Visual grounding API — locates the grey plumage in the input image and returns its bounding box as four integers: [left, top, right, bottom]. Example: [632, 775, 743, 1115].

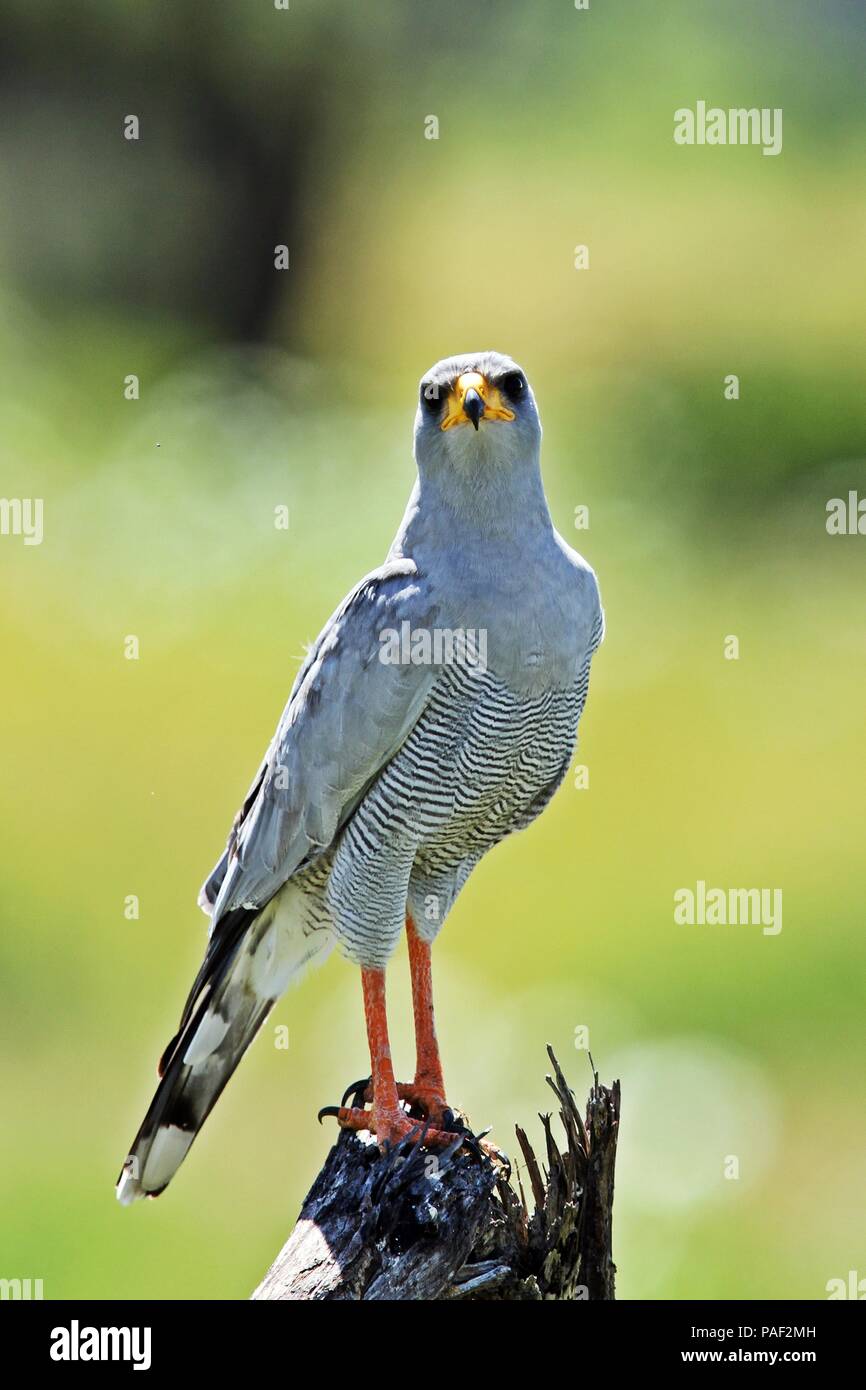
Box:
[117, 351, 603, 1203]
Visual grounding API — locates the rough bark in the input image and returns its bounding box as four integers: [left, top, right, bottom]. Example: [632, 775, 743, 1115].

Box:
[252, 1047, 620, 1301]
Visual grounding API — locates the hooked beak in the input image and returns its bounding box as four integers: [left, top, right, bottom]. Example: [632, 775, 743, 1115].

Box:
[440, 371, 516, 432]
[463, 388, 484, 430]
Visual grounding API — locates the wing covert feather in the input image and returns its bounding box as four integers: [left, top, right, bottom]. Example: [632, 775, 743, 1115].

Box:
[205, 559, 439, 922]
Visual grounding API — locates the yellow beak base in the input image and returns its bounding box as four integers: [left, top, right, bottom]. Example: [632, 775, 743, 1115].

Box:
[440, 372, 516, 431]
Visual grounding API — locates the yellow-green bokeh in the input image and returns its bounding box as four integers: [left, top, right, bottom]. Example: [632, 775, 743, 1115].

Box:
[1, 0, 864, 1300]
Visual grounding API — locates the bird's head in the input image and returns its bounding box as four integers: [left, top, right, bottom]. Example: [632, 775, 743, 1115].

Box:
[413, 352, 542, 487]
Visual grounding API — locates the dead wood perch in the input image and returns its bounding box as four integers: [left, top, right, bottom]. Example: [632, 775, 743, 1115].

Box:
[252, 1047, 620, 1301]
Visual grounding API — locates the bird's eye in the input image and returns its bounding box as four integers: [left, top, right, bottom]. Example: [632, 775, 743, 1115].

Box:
[421, 381, 444, 411]
[501, 372, 526, 402]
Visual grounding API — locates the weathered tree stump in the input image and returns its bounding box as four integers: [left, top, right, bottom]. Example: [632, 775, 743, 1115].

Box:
[252, 1047, 620, 1301]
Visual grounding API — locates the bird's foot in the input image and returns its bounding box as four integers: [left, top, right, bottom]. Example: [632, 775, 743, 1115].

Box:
[396, 1082, 454, 1129]
[337, 1075, 455, 1128]
[320, 1100, 462, 1150]
[319, 1078, 510, 1172]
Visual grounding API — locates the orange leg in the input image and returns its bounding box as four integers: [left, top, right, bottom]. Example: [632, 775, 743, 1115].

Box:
[332, 965, 458, 1148]
[405, 914, 449, 1122]
[343, 916, 449, 1119]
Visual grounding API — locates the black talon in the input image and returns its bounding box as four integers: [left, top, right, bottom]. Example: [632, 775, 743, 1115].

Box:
[317, 1104, 341, 1124]
[340, 1076, 371, 1108]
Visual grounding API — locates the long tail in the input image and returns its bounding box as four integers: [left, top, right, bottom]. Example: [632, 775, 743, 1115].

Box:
[116, 894, 331, 1204]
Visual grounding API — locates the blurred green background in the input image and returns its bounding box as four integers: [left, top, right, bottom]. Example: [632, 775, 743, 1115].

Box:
[1, 0, 864, 1300]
